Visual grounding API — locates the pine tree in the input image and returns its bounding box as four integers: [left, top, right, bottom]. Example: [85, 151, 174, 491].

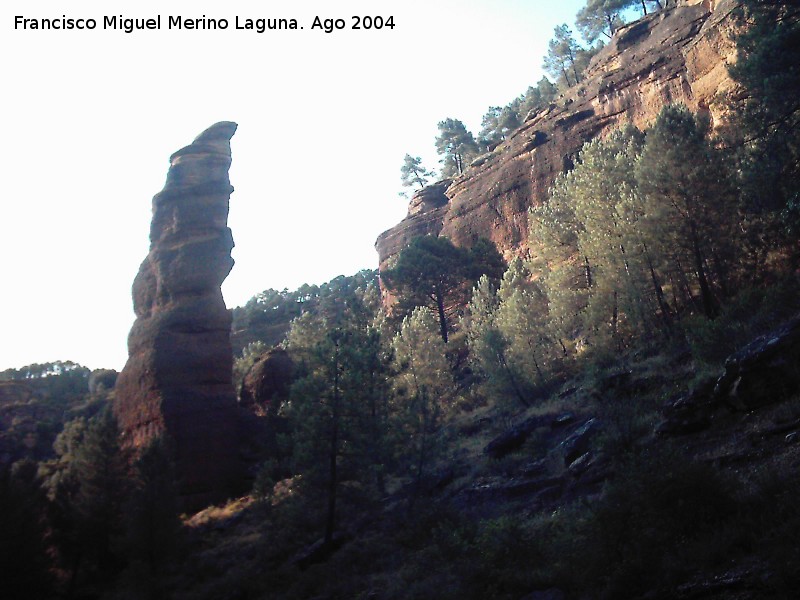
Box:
[0, 460, 54, 599]
[561, 126, 658, 348]
[465, 261, 557, 409]
[636, 105, 738, 319]
[400, 154, 436, 190]
[382, 236, 505, 343]
[464, 275, 523, 406]
[495, 258, 558, 388]
[576, 0, 628, 43]
[42, 410, 128, 593]
[478, 105, 522, 151]
[71, 408, 128, 573]
[122, 435, 180, 595]
[543, 25, 584, 87]
[435, 118, 480, 177]
[285, 284, 390, 545]
[529, 183, 590, 355]
[391, 308, 452, 503]
[726, 0, 800, 248]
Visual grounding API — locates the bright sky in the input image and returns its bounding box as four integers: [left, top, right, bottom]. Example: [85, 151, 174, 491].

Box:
[1, 0, 589, 371]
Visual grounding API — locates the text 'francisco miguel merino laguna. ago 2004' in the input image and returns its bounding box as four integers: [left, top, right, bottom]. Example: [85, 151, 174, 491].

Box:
[14, 14, 398, 34]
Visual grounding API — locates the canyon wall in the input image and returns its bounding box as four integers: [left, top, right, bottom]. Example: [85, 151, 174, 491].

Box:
[376, 0, 740, 269]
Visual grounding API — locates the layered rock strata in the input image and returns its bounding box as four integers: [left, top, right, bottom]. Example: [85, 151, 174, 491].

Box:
[115, 122, 240, 509]
[376, 0, 740, 266]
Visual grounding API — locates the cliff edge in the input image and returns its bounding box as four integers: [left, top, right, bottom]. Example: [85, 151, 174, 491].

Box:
[376, 0, 740, 268]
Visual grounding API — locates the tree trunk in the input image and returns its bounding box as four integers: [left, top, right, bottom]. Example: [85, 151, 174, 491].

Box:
[368, 370, 386, 496]
[675, 256, 700, 312]
[710, 246, 730, 299]
[496, 348, 529, 407]
[435, 286, 449, 343]
[584, 255, 593, 288]
[605, 14, 616, 36]
[690, 225, 718, 319]
[325, 342, 340, 546]
[411, 391, 430, 509]
[643, 242, 672, 329]
[611, 289, 620, 348]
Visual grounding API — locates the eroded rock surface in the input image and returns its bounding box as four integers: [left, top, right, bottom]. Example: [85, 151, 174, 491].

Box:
[115, 122, 241, 509]
[239, 348, 294, 416]
[376, 0, 740, 267]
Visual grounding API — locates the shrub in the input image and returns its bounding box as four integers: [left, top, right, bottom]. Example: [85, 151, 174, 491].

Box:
[686, 278, 800, 366]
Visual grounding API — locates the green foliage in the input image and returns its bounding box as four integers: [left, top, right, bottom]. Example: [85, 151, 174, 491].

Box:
[726, 0, 800, 243]
[465, 258, 562, 409]
[435, 118, 480, 177]
[285, 280, 391, 543]
[529, 185, 588, 353]
[542, 24, 585, 88]
[685, 277, 800, 367]
[121, 435, 181, 597]
[382, 236, 505, 343]
[555, 126, 656, 348]
[478, 106, 521, 151]
[478, 78, 559, 151]
[0, 359, 91, 405]
[232, 340, 268, 394]
[518, 77, 559, 117]
[0, 460, 55, 599]
[576, 0, 628, 43]
[391, 308, 453, 497]
[637, 104, 738, 319]
[231, 270, 379, 353]
[568, 451, 738, 598]
[41, 408, 129, 586]
[529, 106, 746, 363]
[400, 153, 436, 190]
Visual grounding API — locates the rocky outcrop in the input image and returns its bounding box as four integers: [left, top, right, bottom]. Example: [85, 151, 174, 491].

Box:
[714, 315, 800, 411]
[239, 348, 294, 416]
[376, 0, 740, 266]
[659, 314, 800, 435]
[115, 122, 241, 509]
[88, 369, 118, 394]
[375, 180, 451, 270]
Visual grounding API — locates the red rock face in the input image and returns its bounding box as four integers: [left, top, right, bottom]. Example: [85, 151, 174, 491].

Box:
[376, 0, 739, 268]
[115, 122, 241, 510]
[239, 348, 294, 416]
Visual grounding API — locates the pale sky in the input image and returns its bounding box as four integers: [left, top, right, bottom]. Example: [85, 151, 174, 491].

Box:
[1, 0, 588, 371]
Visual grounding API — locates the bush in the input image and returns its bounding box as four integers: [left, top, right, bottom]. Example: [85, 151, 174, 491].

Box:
[564, 449, 740, 598]
[686, 278, 800, 366]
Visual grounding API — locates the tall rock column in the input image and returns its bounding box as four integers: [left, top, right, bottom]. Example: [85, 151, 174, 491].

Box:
[115, 122, 241, 509]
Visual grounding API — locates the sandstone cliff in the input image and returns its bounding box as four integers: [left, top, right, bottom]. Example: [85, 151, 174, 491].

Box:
[376, 0, 740, 269]
[115, 122, 241, 509]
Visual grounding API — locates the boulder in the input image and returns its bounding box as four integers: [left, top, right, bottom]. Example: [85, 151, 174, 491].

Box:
[88, 369, 118, 394]
[239, 348, 294, 415]
[657, 377, 717, 436]
[714, 314, 800, 411]
[658, 315, 800, 435]
[484, 412, 580, 459]
[484, 414, 550, 459]
[561, 418, 602, 466]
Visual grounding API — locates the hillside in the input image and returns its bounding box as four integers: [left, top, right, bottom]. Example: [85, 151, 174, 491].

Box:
[4, 1, 800, 598]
